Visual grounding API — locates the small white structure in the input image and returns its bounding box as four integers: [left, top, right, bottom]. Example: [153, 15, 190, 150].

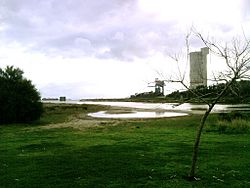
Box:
[189, 47, 209, 89]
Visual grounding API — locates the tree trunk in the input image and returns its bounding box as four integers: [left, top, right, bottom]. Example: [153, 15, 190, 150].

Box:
[189, 105, 214, 180]
[188, 80, 234, 180]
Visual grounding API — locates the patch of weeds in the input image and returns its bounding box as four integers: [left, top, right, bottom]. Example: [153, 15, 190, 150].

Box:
[218, 111, 249, 121]
[206, 119, 250, 134]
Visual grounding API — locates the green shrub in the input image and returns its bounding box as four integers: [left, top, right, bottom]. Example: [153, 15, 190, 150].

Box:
[227, 119, 249, 133]
[207, 119, 250, 134]
[0, 66, 43, 124]
[218, 111, 248, 122]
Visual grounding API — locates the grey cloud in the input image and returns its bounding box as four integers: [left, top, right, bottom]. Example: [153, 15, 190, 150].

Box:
[0, 0, 192, 60]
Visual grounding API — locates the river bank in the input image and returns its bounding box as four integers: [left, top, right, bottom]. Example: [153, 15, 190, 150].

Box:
[1, 103, 250, 187]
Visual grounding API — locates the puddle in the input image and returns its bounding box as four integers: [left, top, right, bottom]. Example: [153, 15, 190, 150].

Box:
[88, 111, 188, 119]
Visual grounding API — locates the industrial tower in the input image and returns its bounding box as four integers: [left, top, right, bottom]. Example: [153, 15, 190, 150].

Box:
[189, 47, 209, 89]
[148, 78, 165, 95]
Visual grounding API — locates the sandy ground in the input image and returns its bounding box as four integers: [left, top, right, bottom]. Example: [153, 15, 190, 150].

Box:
[41, 119, 119, 130]
[40, 106, 135, 130]
[38, 105, 183, 131]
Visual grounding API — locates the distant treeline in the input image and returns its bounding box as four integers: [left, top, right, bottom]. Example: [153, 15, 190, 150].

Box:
[130, 91, 164, 98]
[166, 80, 250, 103]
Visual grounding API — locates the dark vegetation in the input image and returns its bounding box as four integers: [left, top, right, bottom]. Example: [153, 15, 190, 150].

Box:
[130, 91, 164, 98]
[0, 66, 43, 124]
[166, 80, 250, 103]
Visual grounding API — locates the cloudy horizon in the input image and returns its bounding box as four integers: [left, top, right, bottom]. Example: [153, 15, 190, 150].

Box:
[1, 0, 250, 99]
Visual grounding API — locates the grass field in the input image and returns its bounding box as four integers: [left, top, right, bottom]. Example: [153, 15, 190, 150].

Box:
[0, 103, 250, 187]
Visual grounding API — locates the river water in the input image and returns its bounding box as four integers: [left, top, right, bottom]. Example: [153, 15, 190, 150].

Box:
[44, 100, 250, 119]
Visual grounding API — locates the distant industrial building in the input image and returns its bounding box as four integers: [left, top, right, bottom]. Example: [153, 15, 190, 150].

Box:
[59, 96, 66, 101]
[189, 47, 209, 89]
[148, 78, 165, 96]
[131, 78, 165, 98]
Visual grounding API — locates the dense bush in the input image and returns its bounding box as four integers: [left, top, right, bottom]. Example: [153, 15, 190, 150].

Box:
[0, 66, 43, 124]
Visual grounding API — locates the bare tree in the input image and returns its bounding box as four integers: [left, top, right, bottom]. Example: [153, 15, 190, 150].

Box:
[168, 31, 250, 180]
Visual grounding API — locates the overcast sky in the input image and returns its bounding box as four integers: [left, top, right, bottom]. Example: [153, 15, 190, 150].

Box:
[0, 0, 250, 99]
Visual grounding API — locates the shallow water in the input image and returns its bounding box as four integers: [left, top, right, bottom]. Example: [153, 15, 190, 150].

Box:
[82, 101, 250, 118]
[44, 100, 250, 119]
[88, 110, 188, 119]
[82, 101, 250, 112]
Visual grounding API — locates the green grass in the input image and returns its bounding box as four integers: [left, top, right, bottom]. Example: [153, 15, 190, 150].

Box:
[37, 103, 108, 124]
[0, 104, 250, 187]
[205, 112, 250, 134]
